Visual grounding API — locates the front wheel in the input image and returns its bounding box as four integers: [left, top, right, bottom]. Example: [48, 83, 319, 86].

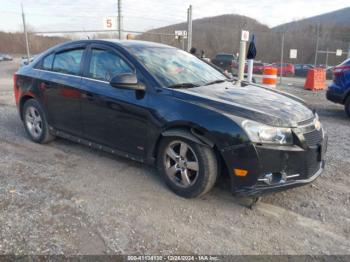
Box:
[157, 137, 218, 198]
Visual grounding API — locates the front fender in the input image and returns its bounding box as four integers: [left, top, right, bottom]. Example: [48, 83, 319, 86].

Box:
[162, 127, 214, 148]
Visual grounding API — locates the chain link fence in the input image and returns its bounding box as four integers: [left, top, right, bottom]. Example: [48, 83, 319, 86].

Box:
[9, 22, 350, 85]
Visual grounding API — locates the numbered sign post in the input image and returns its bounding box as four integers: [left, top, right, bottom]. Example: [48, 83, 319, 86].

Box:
[103, 17, 117, 30]
[175, 30, 187, 50]
[175, 30, 187, 39]
[290, 49, 297, 59]
[237, 30, 249, 83]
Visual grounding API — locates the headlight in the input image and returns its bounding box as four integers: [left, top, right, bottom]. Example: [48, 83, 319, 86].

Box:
[242, 120, 293, 145]
[314, 113, 322, 131]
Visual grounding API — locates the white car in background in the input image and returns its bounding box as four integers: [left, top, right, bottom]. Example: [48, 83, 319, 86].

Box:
[0, 53, 13, 61]
[20, 55, 38, 67]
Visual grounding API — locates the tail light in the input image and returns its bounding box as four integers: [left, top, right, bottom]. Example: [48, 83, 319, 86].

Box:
[13, 74, 20, 106]
[333, 65, 350, 76]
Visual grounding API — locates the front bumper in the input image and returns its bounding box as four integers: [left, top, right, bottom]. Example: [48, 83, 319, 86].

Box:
[221, 131, 328, 197]
[326, 84, 345, 104]
[234, 160, 325, 196]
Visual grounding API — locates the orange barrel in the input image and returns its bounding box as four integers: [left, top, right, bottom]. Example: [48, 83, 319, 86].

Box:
[126, 34, 135, 40]
[262, 67, 278, 87]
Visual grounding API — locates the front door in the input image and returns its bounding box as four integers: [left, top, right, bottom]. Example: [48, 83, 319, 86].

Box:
[80, 45, 149, 157]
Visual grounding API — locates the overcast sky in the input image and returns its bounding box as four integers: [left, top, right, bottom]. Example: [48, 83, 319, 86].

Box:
[0, 0, 349, 33]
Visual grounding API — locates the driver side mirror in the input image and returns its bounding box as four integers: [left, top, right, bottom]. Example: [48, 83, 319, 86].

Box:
[110, 73, 145, 91]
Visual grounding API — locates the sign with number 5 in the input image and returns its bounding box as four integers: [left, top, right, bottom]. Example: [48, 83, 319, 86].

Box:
[103, 17, 117, 30]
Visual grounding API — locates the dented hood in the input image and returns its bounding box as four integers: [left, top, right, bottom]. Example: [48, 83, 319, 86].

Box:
[173, 83, 314, 127]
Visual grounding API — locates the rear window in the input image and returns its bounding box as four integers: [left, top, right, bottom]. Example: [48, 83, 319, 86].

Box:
[215, 55, 234, 61]
[340, 58, 350, 66]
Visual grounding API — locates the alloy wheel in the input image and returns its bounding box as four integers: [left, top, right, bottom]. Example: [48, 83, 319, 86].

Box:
[164, 140, 199, 188]
[25, 106, 43, 139]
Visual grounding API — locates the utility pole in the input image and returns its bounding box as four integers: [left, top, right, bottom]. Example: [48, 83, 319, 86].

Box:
[314, 23, 320, 66]
[280, 32, 285, 84]
[118, 0, 122, 40]
[21, 3, 30, 62]
[187, 5, 192, 52]
[325, 48, 329, 67]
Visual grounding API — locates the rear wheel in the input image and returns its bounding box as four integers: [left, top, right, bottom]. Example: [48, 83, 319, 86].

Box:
[345, 96, 350, 118]
[22, 99, 55, 143]
[157, 137, 218, 198]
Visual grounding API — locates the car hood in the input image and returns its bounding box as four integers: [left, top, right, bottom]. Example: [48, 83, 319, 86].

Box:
[173, 83, 314, 127]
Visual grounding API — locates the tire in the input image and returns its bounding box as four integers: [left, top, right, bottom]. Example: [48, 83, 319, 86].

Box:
[345, 96, 350, 118]
[22, 99, 55, 144]
[157, 136, 218, 198]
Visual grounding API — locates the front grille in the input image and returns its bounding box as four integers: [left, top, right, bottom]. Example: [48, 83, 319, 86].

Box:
[303, 129, 322, 147]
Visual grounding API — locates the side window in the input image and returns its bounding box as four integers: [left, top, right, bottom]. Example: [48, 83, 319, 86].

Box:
[88, 48, 133, 81]
[53, 49, 84, 75]
[42, 53, 54, 70]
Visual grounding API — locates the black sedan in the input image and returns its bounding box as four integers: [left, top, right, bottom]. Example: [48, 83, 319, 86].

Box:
[14, 40, 327, 198]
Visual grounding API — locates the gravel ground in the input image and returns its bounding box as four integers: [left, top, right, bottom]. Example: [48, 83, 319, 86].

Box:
[0, 59, 349, 255]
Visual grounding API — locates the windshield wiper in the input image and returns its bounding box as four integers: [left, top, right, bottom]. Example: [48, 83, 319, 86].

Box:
[204, 79, 227, 86]
[168, 83, 199, 89]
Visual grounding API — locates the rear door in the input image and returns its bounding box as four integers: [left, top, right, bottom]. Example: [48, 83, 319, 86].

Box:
[36, 44, 87, 135]
[80, 44, 150, 157]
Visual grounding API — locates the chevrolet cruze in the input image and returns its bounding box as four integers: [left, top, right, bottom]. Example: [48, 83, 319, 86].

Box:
[14, 40, 327, 198]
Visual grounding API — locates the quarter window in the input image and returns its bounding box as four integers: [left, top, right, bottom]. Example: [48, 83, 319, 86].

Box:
[88, 49, 133, 81]
[53, 49, 84, 75]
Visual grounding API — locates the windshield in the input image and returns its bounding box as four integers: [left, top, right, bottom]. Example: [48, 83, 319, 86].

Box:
[127, 46, 227, 88]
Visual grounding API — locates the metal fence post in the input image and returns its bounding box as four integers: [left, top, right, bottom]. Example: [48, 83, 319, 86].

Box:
[187, 5, 193, 52]
[314, 23, 320, 66]
[280, 32, 285, 84]
[118, 0, 122, 40]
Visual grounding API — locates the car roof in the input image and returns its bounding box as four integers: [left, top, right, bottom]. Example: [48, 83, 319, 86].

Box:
[215, 53, 234, 56]
[56, 39, 175, 49]
[27, 39, 178, 68]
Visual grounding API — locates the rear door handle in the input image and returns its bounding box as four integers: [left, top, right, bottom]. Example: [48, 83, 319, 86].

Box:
[41, 81, 53, 89]
[83, 92, 95, 101]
